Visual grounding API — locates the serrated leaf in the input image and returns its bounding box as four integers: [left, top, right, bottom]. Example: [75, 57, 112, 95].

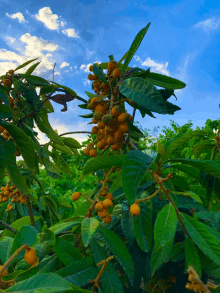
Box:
[133, 201, 153, 252]
[122, 23, 151, 73]
[97, 226, 135, 286]
[184, 236, 202, 277]
[83, 154, 126, 176]
[122, 150, 157, 205]
[180, 212, 220, 266]
[81, 218, 99, 247]
[119, 77, 181, 115]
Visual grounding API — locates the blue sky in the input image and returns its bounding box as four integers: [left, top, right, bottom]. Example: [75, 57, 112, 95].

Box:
[0, 0, 219, 150]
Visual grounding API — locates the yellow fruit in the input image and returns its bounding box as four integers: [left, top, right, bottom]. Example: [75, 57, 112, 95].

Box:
[111, 142, 122, 151]
[89, 65, 93, 71]
[0, 265, 8, 277]
[94, 104, 107, 114]
[3, 79, 11, 87]
[118, 113, 130, 123]
[8, 192, 13, 198]
[92, 118, 97, 124]
[103, 214, 111, 223]
[90, 149, 97, 157]
[11, 198, 16, 203]
[105, 193, 113, 200]
[93, 111, 103, 121]
[2, 197, 8, 202]
[98, 121, 105, 129]
[87, 143, 93, 149]
[118, 123, 129, 133]
[8, 70, 14, 75]
[93, 81, 102, 88]
[1, 186, 5, 191]
[20, 199, 25, 204]
[72, 192, 81, 201]
[96, 141, 104, 150]
[83, 148, 90, 156]
[92, 126, 99, 134]
[91, 97, 101, 104]
[24, 247, 38, 265]
[4, 191, 9, 197]
[101, 82, 108, 89]
[115, 130, 123, 140]
[107, 136, 116, 145]
[103, 199, 113, 209]
[9, 206, 13, 211]
[88, 74, 96, 81]
[113, 68, 122, 79]
[94, 87, 99, 94]
[98, 133, 104, 141]
[95, 202, 104, 212]
[108, 61, 118, 72]
[100, 138, 108, 147]
[98, 208, 109, 218]
[87, 103, 95, 110]
[111, 106, 123, 117]
[130, 203, 140, 216]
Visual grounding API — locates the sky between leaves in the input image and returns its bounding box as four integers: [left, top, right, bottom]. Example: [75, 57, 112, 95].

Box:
[0, 0, 219, 153]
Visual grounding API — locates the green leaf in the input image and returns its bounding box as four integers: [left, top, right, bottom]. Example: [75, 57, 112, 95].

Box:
[83, 154, 126, 176]
[49, 221, 81, 235]
[92, 63, 109, 86]
[154, 203, 177, 249]
[122, 150, 157, 205]
[81, 218, 99, 247]
[0, 104, 13, 119]
[133, 201, 153, 252]
[0, 237, 14, 264]
[9, 225, 38, 264]
[163, 130, 212, 162]
[25, 61, 41, 75]
[180, 212, 220, 266]
[0, 141, 31, 195]
[122, 23, 151, 73]
[57, 198, 72, 208]
[184, 236, 202, 277]
[54, 143, 74, 155]
[0, 87, 9, 106]
[90, 239, 124, 293]
[0, 120, 37, 172]
[167, 158, 220, 180]
[97, 226, 135, 286]
[72, 200, 92, 217]
[55, 238, 82, 265]
[192, 139, 216, 159]
[172, 191, 203, 204]
[6, 272, 73, 292]
[60, 137, 82, 149]
[39, 86, 56, 96]
[17, 74, 50, 86]
[121, 211, 136, 246]
[40, 94, 54, 112]
[150, 243, 173, 276]
[14, 57, 39, 72]
[80, 113, 94, 118]
[135, 71, 186, 90]
[119, 77, 181, 115]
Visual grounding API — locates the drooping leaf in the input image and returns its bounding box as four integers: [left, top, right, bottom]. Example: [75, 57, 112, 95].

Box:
[55, 238, 82, 265]
[81, 218, 99, 247]
[184, 236, 202, 277]
[17, 73, 50, 86]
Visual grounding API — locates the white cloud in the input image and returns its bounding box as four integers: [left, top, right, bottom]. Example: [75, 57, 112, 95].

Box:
[62, 28, 80, 38]
[5, 36, 16, 44]
[6, 12, 27, 23]
[60, 62, 70, 68]
[34, 7, 60, 31]
[133, 55, 169, 75]
[194, 17, 220, 32]
[80, 61, 101, 73]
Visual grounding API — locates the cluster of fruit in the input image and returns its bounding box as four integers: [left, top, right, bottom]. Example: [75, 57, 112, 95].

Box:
[82, 61, 136, 157]
[0, 183, 26, 212]
[72, 189, 114, 224]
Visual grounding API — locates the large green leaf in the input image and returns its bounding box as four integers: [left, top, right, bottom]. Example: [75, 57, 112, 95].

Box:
[48, 81, 77, 98]
[97, 226, 135, 286]
[120, 210, 136, 246]
[150, 243, 173, 276]
[25, 61, 41, 75]
[132, 71, 186, 90]
[192, 139, 216, 159]
[0, 141, 31, 195]
[171, 190, 203, 205]
[162, 130, 212, 162]
[119, 77, 181, 115]
[0, 237, 14, 264]
[81, 218, 99, 247]
[83, 154, 126, 176]
[90, 239, 124, 293]
[184, 236, 202, 277]
[122, 23, 151, 73]
[0, 104, 13, 119]
[92, 63, 109, 86]
[60, 137, 82, 149]
[17, 73, 50, 86]
[122, 150, 157, 205]
[49, 221, 81, 235]
[40, 94, 55, 112]
[55, 238, 82, 265]
[0, 87, 9, 106]
[133, 201, 153, 252]
[180, 212, 220, 266]
[166, 158, 220, 180]
[6, 272, 74, 292]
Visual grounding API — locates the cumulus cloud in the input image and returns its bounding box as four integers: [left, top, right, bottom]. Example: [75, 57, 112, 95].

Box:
[133, 55, 169, 75]
[194, 17, 220, 32]
[6, 12, 27, 23]
[62, 28, 80, 38]
[60, 62, 70, 68]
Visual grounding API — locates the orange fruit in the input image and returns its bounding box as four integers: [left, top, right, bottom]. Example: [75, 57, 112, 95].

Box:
[103, 214, 111, 223]
[130, 203, 140, 216]
[105, 193, 113, 200]
[83, 148, 90, 156]
[103, 199, 113, 209]
[89, 65, 93, 71]
[90, 149, 97, 157]
[113, 68, 122, 79]
[118, 123, 129, 133]
[98, 208, 109, 218]
[111, 142, 122, 151]
[111, 106, 123, 117]
[97, 141, 105, 150]
[94, 104, 106, 114]
[8, 70, 14, 75]
[24, 247, 38, 265]
[107, 136, 116, 145]
[95, 202, 104, 212]
[92, 126, 99, 134]
[72, 192, 81, 201]
[98, 121, 105, 129]
[3, 79, 11, 87]
[108, 61, 118, 72]
[88, 74, 96, 80]
[118, 113, 130, 123]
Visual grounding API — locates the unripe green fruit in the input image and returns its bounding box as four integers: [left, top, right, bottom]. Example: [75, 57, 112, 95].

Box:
[87, 98, 92, 104]
[102, 114, 111, 124]
[93, 111, 103, 121]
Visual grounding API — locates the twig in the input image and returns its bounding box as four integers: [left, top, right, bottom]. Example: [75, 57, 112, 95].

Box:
[26, 195, 35, 227]
[0, 220, 17, 234]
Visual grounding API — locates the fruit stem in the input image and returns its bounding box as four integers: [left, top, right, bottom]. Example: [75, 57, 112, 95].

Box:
[137, 187, 162, 203]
